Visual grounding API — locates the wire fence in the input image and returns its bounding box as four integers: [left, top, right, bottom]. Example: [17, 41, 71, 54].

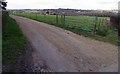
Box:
[14, 13, 118, 36]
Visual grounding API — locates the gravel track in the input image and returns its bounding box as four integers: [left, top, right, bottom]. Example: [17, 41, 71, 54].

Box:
[11, 16, 118, 72]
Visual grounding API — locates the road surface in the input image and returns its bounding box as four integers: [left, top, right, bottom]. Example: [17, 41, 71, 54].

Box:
[11, 16, 118, 72]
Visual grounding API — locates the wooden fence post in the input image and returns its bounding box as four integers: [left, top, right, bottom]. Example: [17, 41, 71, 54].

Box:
[93, 16, 98, 35]
[63, 14, 66, 28]
[118, 11, 120, 36]
[101, 18, 104, 26]
[61, 15, 63, 25]
[44, 14, 46, 21]
[36, 13, 37, 20]
[98, 18, 101, 30]
[56, 14, 58, 25]
[29, 13, 31, 18]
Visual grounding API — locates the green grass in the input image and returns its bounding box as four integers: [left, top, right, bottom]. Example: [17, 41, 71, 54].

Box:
[14, 13, 118, 46]
[2, 16, 26, 64]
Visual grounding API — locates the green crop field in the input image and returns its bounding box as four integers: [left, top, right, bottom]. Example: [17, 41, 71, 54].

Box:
[14, 13, 118, 46]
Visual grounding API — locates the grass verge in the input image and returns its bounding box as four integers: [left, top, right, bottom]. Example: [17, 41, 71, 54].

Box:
[2, 16, 26, 65]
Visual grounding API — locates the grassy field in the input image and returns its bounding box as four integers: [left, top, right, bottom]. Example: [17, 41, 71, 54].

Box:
[3, 16, 26, 65]
[14, 13, 118, 45]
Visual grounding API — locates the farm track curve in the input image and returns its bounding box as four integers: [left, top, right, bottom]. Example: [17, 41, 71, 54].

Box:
[11, 15, 118, 72]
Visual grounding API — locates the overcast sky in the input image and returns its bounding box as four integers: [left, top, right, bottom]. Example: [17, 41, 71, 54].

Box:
[7, 0, 119, 10]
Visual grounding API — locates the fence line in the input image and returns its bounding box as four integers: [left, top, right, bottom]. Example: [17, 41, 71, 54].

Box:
[13, 13, 117, 36]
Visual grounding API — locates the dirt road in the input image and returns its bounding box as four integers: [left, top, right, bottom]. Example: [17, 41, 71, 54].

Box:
[11, 16, 118, 72]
